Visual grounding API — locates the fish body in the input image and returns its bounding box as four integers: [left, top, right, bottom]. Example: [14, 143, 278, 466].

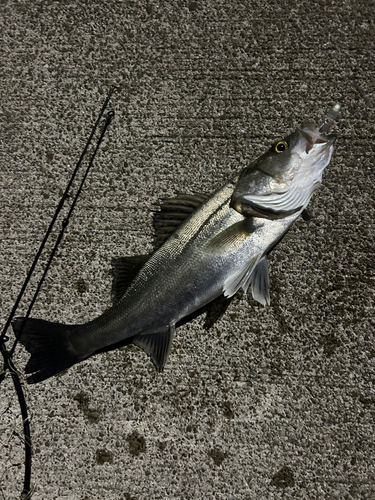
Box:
[13, 116, 337, 383]
[71, 180, 298, 354]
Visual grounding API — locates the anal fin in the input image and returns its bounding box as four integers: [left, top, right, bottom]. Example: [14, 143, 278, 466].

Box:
[133, 324, 175, 372]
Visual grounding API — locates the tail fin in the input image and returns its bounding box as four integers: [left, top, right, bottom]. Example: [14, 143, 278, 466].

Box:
[12, 318, 80, 384]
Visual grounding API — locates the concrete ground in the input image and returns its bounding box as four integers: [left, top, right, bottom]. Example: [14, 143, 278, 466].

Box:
[0, 1, 374, 499]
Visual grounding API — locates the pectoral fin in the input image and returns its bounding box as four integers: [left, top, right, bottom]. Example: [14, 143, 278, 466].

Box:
[133, 324, 175, 372]
[205, 219, 260, 298]
[249, 256, 270, 306]
[204, 219, 255, 255]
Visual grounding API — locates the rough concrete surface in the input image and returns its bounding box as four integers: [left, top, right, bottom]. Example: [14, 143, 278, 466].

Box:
[0, 1, 374, 499]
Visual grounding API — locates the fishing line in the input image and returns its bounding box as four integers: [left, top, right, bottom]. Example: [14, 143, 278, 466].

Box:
[0, 87, 116, 500]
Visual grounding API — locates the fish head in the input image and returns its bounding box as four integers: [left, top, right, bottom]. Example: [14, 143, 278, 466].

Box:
[230, 123, 336, 219]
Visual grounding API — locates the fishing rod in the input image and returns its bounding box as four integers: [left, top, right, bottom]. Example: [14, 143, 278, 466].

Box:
[0, 87, 116, 499]
[10, 109, 115, 358]
[0, 86, 116, 348]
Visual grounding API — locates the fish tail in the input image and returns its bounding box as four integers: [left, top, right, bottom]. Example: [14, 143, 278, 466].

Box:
[12, 317, 80, 384]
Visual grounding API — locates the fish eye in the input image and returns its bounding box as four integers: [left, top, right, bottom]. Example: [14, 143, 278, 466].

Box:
[274, 140, 288, 153]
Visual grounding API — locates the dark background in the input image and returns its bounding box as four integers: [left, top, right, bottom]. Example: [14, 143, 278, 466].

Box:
[1, 1, 374, 498]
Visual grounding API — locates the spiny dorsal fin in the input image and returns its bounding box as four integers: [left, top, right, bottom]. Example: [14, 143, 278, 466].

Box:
[153, 192, 209, 248]
[111, 254, 150, 304]
[110, 193, 208, 302]
[133, 324, 175, 371]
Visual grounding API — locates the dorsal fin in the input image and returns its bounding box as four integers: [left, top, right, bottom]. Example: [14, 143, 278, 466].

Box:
[153, 193, 209, 248]
[111, 255, 150, 304]
[111, 193, 209, 302]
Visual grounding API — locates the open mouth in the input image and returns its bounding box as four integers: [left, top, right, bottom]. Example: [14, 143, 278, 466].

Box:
[298, 125, 337, 154]
[299, 103, 340, 154]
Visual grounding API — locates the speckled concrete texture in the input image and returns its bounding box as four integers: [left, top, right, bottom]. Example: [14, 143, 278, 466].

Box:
[1, 1, 374, 499]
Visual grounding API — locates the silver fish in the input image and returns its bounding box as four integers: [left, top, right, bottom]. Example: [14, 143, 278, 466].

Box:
[13, 108, 338, 383]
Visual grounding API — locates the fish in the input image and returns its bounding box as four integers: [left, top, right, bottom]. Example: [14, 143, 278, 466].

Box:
[12, 108, 338, 384]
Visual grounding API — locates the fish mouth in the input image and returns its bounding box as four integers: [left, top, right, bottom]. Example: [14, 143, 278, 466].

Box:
[297, 123, 336, 154]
